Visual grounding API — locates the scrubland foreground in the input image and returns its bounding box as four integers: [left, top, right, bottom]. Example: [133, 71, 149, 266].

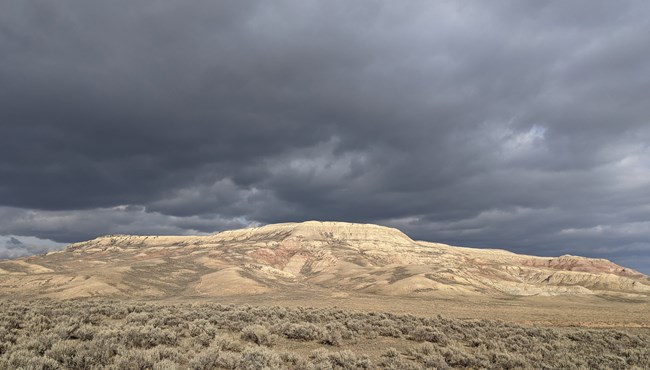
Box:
[1, 300, 648, 370]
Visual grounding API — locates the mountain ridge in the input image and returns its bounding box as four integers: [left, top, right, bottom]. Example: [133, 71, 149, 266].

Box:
[1, 221, 648, 300]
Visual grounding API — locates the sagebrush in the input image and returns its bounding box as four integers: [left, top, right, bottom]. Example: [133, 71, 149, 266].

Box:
[0, 299, 648, 369]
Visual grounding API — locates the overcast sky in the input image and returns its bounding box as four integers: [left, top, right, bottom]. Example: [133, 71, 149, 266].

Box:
[1, 0, 649, 273]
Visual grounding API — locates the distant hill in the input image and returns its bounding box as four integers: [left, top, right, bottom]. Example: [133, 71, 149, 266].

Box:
[1, 221, 648, 299]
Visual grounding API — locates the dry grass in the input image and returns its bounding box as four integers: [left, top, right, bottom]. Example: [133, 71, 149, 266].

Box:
[1, 299, 649, 369]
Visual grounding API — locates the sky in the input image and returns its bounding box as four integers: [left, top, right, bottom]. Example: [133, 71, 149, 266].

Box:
[1, 0, 649, 274]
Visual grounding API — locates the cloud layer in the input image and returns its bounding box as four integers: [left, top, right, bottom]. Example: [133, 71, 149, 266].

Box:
[1, 1, 649, 273]
[0, 234, 65, 259]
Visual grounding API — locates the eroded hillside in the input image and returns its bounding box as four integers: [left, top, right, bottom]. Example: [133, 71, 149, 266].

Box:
[0, 221, 648, 300]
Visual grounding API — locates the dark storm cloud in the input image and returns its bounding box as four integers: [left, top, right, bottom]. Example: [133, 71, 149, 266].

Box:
[1, 1, 649, 273]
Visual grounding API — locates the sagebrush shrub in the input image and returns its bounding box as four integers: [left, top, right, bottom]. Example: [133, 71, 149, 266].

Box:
[189, 347, 221, 370]
[238, 345, 281, 370]
[123, 325, 178, 349]
[241, 325, 277, 347]
[211, 334, 245, 353]
[378, 348, 419, 370]
[409, 326, 448, 345]
[0, 299, 648, 370]
[0, 348, 59, 370]
[282, 322, 323, 341]
[109, 348, 156, 370]
[153, 359, 179, 370]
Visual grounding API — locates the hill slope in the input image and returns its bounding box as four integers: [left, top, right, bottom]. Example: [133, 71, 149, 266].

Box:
[0, 221, 648, 299]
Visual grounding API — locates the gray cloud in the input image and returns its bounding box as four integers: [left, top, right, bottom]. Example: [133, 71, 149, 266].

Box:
[6, 237, 23, 247]
[0, 206, 254, 243]
[0, 234, 66, 259]
[1, 0, 649, 273]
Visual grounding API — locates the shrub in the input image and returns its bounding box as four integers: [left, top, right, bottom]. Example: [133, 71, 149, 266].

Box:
[0, 349, 60, 370]
[123, 325, 178, 349]
[375, 319, 402, 338]
[44, 340, 79, 369]
[378, 348, 419, 370]
[283, 322, 324, 341]
[189, 347, 221, 370]
[153, 359, 179, 370]
[211, 335, 245, 352]
[279, 351, 303, 366]
[409, 326, 448, 345]
[126, 312, 152, 325]
[241, 325, 278, 347]
[109, 349, 156, 370]
[238, 346, 281, 370]
[326, 349, 373, 370]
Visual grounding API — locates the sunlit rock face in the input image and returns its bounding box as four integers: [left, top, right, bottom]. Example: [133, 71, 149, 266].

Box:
[0, 221, 648, 299]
